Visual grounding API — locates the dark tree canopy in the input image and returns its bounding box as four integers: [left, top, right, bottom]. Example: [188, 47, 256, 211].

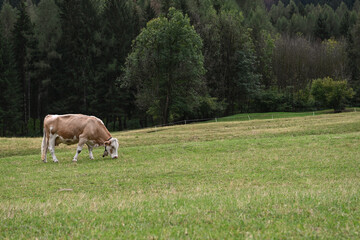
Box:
[0, 0, 359, 136]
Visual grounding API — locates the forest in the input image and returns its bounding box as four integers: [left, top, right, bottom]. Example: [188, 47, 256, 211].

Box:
[0, 0, 360, 136]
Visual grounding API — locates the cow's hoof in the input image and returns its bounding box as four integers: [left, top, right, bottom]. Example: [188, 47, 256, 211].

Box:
[53, 159, 59, 163]
[72, 159, 77, 162]
[42, 160, 47, 163]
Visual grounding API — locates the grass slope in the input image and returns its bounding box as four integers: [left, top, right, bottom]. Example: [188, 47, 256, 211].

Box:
[1, 112, 360, 239]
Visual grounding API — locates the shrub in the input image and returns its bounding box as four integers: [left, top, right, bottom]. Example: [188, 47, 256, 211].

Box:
[311, 77, 355, 112]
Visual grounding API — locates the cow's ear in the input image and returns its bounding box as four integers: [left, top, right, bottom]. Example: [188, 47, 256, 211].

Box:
[104, 141, 111, 146]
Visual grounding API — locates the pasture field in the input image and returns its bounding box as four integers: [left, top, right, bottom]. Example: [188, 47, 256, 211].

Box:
[1, 112, 360, 239]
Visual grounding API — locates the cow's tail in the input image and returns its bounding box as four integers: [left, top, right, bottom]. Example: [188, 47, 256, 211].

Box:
[41, 128, 48, 162]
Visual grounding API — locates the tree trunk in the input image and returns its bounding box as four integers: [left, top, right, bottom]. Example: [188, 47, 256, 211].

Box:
[118, 116, 122, 131]
[82, 72, 87, 113]
[27, 73, 31, 124]
[38, 88, 42, 135]
[2, 119, 5, 136]
[113, 115, 116, 131]
[23, 73, 27, 135]
[163, 93, 170, 124]
[163, 69, 172, 124]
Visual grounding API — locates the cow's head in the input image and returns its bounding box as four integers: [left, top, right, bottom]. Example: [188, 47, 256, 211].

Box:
[103, 138, 119, 159]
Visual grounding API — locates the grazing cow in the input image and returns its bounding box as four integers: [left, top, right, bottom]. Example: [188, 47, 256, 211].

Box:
[41, 114, 119, 163]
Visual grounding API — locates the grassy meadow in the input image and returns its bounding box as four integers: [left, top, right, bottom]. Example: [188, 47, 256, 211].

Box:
[1, 112, 360, 239]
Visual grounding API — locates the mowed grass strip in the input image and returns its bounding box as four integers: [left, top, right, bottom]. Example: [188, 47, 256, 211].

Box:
[1, 112, 360, 239]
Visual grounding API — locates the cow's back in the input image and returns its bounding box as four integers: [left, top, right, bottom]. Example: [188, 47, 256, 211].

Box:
[44, 114, 108, 140]
[44, 114, 89, 139]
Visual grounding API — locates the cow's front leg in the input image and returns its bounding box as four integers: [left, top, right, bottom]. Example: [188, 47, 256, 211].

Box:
[86, 144, 94, 160]
[48, 133, 59, 163]
[73, 138, 87, 162]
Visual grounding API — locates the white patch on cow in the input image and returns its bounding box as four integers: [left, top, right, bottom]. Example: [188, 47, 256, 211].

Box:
[48, 133, 59, 162]
[73, 145, 84, 162]
[107, 138, 119, 159]
[41, 128, 47, 162]
[51, 115, 59, 120]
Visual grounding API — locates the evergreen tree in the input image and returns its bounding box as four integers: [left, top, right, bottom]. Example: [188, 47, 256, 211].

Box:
[186, 0, 226, 116]
[96, 0, 140, 129]
[353, 0, 360, 12]
[286, 0, 298, 19]
[0, 1, 18, 40]
[276, 16, 289, 33]
[12, 0, 33, 134]
[314, 13, 330, 40]
[298, 2, 306, 16]
[336, 1, 349, 18]
[32, 0, 61, 130]
[234, 50, 261, 112]
[247, 5, 275, 89]
[323, 4, 340, 37]
[143, 0, 157, 23]
[269, 0, 285, 24]
[54, 0, 100, 114]
[0, 32, 22, 136]
[347, 15, 360, 103]
[289, 13, 306, 36]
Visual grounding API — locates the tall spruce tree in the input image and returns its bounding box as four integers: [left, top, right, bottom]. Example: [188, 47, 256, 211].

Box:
[347, 15, 360, 104]
[218, 9, 253, 114]
[54, 0, 99, 114]
[32, 0, 61, 132]
[0, 31, 22, 136]
[12, 0, 33, 134]
[0, 1, 18, 40]
[314, 13, 330, 40]
[96, 0, 140, 129]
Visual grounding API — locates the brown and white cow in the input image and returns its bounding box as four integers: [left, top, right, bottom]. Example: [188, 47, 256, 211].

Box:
[41, 114, 119, 163]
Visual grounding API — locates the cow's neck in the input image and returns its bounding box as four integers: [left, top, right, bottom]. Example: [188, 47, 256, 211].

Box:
[98, 126, 112, 145]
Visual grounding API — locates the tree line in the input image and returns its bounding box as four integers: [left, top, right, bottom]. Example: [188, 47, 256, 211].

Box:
[0, 0, 359, 136]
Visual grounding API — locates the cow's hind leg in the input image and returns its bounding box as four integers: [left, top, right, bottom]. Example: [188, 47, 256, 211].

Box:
[86, 143, 94, 160]
[73, 138, 87, 162]
[41, 128, 49, 163]
[48, 133, 59, 163]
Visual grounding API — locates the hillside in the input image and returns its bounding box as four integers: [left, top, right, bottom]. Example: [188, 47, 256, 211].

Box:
[1, 112, 360, 238]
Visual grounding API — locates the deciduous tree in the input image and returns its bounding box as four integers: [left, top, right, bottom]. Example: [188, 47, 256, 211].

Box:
[123, 8, 205, 124]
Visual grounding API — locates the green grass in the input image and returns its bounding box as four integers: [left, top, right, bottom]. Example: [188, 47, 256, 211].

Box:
[1, 112, 360, 239]
[214, 108, 360, 122]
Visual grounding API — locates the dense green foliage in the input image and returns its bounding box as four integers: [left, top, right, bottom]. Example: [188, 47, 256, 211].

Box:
[311, 77, 354, 112]
[0, 0, 359, 136]
[1, 112, 360, 238]
[123, 8, 205, 124]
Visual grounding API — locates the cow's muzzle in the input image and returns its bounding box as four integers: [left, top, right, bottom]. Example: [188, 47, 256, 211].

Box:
[103, 151, 108, 157]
